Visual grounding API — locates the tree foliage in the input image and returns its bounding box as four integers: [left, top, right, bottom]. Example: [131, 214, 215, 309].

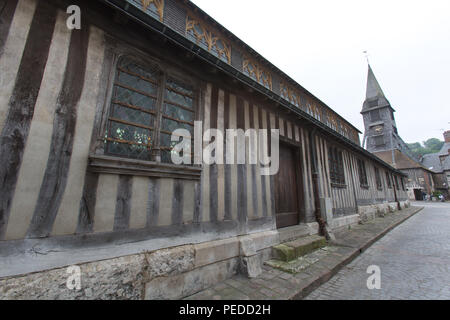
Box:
[407, 138, 444, 158]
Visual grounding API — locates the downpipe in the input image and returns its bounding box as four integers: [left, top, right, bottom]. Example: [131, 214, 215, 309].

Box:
[308, 129, 327, 238]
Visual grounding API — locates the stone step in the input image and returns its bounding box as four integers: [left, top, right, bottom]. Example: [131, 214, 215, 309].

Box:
[277, 223, 319, 243]
[271, 235, 327, 262]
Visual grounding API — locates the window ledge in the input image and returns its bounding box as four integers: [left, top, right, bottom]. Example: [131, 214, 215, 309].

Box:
[88, 154, 202, 180]
[331, 183, 347, 189]
[360, 184, 370, 189]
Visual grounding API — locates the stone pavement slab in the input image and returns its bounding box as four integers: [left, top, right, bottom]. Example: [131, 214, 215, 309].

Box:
[183, 206, 423, 300]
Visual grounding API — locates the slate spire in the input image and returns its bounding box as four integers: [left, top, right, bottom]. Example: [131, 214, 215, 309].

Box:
[366, 64, 386, 100]
[361, 64, 391, 112]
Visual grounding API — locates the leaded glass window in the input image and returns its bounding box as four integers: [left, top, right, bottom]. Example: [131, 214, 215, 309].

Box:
[357, 158, 368, 188]
[329, 147, 346, 187]
[105, 57, 195, 164]
[375, 167, 383, 190]
[160, 78, 195, 163]
[386, 171, 392, 188]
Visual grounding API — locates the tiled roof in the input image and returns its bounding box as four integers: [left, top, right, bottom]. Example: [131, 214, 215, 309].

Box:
[421, 153, 443, 173]
[438, 142, 450, 156]
[442, 154, 450, 171]
[418, 141, 450, 173]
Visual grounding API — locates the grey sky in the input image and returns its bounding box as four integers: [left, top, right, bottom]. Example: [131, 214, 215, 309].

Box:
[191, 0, 450, 144]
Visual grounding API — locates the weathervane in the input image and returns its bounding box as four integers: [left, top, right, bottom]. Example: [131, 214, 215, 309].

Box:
[363, 50, 370, 65]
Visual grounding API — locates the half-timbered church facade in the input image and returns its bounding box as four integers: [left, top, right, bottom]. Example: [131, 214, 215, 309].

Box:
[0, 0, 409, 299]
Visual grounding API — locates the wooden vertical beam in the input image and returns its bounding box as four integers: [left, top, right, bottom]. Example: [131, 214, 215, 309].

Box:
[27, 20, 90, 238]
[113, 175, 133, 231]
[0, 0, 19, 58]
[0, 1, 57, 239]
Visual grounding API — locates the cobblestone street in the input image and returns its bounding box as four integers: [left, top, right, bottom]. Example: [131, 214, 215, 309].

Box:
[305, 202, 450, 300]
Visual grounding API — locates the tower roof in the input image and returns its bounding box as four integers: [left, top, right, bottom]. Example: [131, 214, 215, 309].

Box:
[361, 64, 392, 113]
[366, 65, 386, 100]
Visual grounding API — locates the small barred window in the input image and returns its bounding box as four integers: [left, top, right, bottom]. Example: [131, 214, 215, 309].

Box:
[328, 147, 346, 187]
[375, 167, 383, 190]
[357, 158, 368, 188]
[394, 175, 400, 190]
[386, 171, 392, 188]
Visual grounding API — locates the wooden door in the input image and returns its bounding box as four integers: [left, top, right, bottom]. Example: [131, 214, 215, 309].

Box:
[274, 143, 299, 228]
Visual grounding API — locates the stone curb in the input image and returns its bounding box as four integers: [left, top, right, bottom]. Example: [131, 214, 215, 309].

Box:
[290, 206, 424, 300]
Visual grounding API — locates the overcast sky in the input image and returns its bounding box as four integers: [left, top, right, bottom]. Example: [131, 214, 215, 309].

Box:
[191, 0, 450, 144]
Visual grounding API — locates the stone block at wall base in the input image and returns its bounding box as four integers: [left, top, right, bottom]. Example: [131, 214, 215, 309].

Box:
[399, 200, 410, 209]
[193, 238, 239, 269]
[388, 202, 397, 213]
[239, 255, 262, 278]
[145, 258, 239, 300]
[329, 214, 360, 230]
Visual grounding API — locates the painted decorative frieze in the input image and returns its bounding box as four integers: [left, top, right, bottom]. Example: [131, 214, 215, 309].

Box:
[242, 57, 273, 90]
[280, 81, 301, 108]
[129, 0, 164, 21]
[186, 15, 231, 64]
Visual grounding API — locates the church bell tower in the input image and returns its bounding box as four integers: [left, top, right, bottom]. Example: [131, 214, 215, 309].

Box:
[361, 65, 401, 153]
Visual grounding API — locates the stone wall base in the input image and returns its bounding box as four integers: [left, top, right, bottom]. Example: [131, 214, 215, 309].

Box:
[357, 200, 410, 223]
[328, 214, 360, 230]
[0, 224, 320, 300]
[328, 200, 411, 231]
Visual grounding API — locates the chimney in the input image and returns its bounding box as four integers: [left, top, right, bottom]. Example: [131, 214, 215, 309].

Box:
[444, 130, 450, 143]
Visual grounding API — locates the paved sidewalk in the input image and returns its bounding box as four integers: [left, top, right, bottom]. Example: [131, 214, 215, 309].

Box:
[305, 202, 450, 300]
[183, 206, 424, 300]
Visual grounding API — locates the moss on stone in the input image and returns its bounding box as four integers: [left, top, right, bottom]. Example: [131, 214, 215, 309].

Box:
[272, 244, 296, 262]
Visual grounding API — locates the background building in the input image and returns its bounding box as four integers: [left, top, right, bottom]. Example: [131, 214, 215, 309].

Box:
[421, 131, 450, 199]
